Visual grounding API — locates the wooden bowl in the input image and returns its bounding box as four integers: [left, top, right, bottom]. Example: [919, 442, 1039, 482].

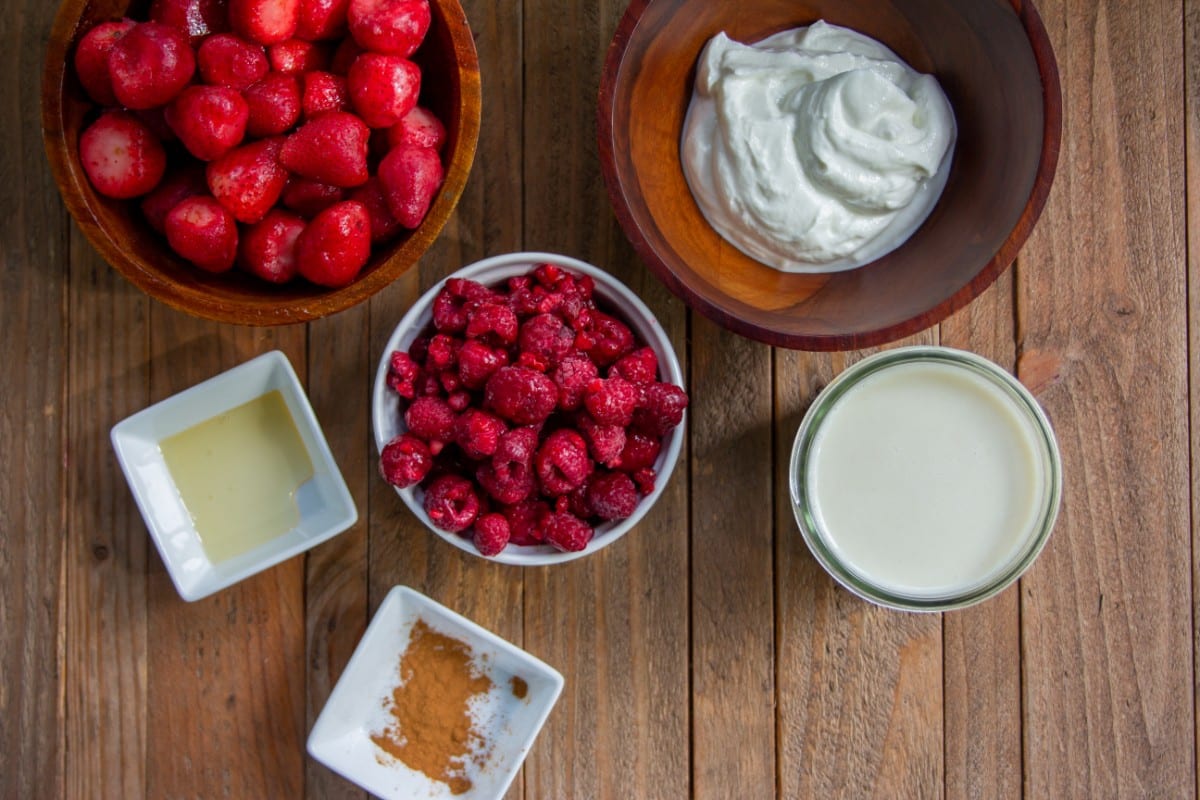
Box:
[43, 0, 481, 326]
[598, 0, 1061, 351]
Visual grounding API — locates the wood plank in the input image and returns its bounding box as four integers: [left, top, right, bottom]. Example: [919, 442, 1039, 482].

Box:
[1188, 0, 1200, 791]
[1019, 1, 1195, 796]
[520, 2, 690, 798]
[774, 334, 943, 799]
[939, 276, 1021, 800]
[144, 319, 308, 799]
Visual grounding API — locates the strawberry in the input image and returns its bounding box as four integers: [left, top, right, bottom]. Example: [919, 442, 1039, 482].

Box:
[206, 137, 288, 223]
[295, 0, 350, 41]
[197, 33, 268, 88]
[239, 208, 306, 283]
[243, 73, 301, 137]
[347, 0, 430, 57]
[281, 176, 345, 216]
[279, 111, 369, 187]
[300, 70, 350, 117]
[386, 105, 445, 151]
[134, 106, 177, 142]
[228, 0, 299, 44]
[107, 22, 195, 109]
[329, 36, 361, 74]
[296, 200, 371, 287]
[149, 0, 230, 41]
[164, 195, 238, 272]
[377, 145, 443, 228]
[268, 38, 329, 72]
[141, 162, 207, 232]
[346, 52, 420, 128]
[79, 111, 167, 199]
[349, 176, 402, 242]
[74, 19, 136, 106]
[165, 85, 249, 160]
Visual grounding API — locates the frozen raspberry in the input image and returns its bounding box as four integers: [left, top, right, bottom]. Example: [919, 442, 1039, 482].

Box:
[552, 353, 598, 412]
[535, 429, 593, 496]
[404, 396, 456, 449]
[466, 301, 518, 347]
[457, 339, 508, 390]
[533, 263, 566, 288]
[632, 382, 689, 437]
[611, 347, 658, 385]
[425, 334, 460, 372]
[543, 511, 593, 553]
[578, 311, 635, 366]
[583, 376, 638, 427]
[577, 412, 625, 468]
[633, 468, 657, 495]
[617, 431, 661, 472]
[422, 474, 480, 533]
[476, 460, 535, 505]
[519, 313, 574, 367]
[494, 426, 540, 468]
[446, 390, 471, 413]
[439, 369, 462, 394]
[379, 432, 432, 488]
[515, 351, 549, 373]
[485, 367, 557, 425]
[504, 499, 548, 546]
[455, 409, 506, 460]
[388, 351, 421, 398]
[587, 471, 639, 521]
[556, 278, 595, 325]
[472, 513, 510, 556]
[417, 372, 442, 396]
[432, 278, 495, 332]
[565, 482, 592, 518]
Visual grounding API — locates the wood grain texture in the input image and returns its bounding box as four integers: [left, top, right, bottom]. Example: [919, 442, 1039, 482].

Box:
[1018, 1, 1195, 797]
[1189, 0, 1200, 791]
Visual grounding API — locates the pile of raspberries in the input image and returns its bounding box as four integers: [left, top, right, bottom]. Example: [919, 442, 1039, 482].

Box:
[379, 264, 688, 556]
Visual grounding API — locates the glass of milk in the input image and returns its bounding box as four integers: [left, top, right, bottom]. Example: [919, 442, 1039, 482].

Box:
[790, 347, 1061, 611]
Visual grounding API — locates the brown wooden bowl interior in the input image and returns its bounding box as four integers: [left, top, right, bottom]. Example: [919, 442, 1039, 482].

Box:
[598, 0, 1061, 351]
[43, 0, 481, 326]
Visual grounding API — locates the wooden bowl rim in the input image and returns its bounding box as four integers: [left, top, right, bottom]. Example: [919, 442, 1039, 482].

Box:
[597, 0, 1062, 351]
[41, 0, 482, 326]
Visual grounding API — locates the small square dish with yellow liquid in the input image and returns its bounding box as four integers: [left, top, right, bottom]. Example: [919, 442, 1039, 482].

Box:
[111, 350, 357, 601]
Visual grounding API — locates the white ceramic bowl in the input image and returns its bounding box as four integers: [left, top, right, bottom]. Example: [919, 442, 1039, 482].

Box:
[307, 585, 564, 800]
[111, 351, 357, 601]
[372, 251, 686, 565]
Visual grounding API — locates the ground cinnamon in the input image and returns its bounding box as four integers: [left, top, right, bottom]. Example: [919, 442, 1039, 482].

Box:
[370, 618, 493, 795]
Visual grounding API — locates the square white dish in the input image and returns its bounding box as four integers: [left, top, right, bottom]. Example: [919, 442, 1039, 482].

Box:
[308, 585, 564, 800]
[110, 350, 357, 601]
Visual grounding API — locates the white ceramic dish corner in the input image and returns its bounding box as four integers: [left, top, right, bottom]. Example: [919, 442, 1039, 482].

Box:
[307, 585, 564, 800]
[110, 350, 357, 601]
[371, 251, 686, 566]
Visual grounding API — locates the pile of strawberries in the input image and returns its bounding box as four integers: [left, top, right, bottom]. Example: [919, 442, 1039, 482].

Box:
[380, 264, 689, 556]
[72, 0, 446, 288]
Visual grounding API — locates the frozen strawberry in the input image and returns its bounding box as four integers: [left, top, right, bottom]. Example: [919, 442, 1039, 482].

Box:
[329, 36, 362, 74]
[150, 0, 230, 41]
[348, 0, 430, 57]
[348, 177, 402, 242]
[378, 145, 443, 228]
[164, 195, 238, 272]
[386, 106, 446, 151]
[472, 513, 510, 556]
[296, 0, 350, 40]
[165, 85, 249, 160]
[238, 208, 305, 283]
[346, 52, 420, 128]
[300, 70, 350, 117]
[107, 22, 195, 109]
[79, 111, 167, 199]
[206, 138, 288, 223]
[140, 162, 207, 233]
[268, 38, 329, 73]
[243, 73, 301, 136]
[197, 33, 268, 88]
[74, 19, 136, 106]
[280, 111, 369, 187]
[379, 432, 432, 488]
[282, 176, 345, 217]
[295, 199, 371, 287]
[229, 0, 299, 44]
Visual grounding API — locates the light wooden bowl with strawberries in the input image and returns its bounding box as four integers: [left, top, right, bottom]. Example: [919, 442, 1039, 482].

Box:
[43, 0, 480, 325]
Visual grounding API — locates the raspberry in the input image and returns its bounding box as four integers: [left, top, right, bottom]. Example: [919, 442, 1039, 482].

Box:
[580, 311, 635, 366]
[476, 460, 534, 505]
[519, 313, 574, 367]
[552, 353, 598, 412]
[455, 409, 506, 460]
[515, 351, 549, 373]
[632, 382, 689, 437]
[587, 471, 638, 520]
[535, 429, 593, 496]
[533, 263, 566, 288]
[617, 431, 661, 472]
[494, 426, 540, 467]
[446, 389, 471, 413]
[565, 482, 592, 518]
[472, 513, 510, 556]
[439, 369, 461, 394]
[611, 347, 658, 385]
[404, 396, 456, 448]
[457, 339, 508, 389]
[583, 376, 638, 427]
[417, 372, 442, 397]
[425, 334, 460, 371]
[433, 278, 495, 332]
[422, 474, 480, 533]
[465, 301, 518, 347]
[379, 432, 432, 488]
[484, 367, 557, 425]
[633, 468, 657, 495]
[504, 499, 548, 546]
[543, 511, 593, 553]
[577, 412, 625, 468]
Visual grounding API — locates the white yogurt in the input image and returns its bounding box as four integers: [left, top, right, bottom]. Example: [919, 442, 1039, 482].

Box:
[794, 351, 1059, 606]
[681, 21, 956, 272]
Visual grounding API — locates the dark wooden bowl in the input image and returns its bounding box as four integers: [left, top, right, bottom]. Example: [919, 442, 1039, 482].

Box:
[598, 0, 1060, 351]
[43, 0, 480, 326]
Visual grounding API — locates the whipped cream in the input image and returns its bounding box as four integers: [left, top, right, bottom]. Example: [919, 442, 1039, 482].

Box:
[681, 21, 956, 273]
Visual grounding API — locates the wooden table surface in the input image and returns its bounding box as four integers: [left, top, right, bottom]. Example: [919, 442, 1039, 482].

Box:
[3, 0, 1197, 797]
